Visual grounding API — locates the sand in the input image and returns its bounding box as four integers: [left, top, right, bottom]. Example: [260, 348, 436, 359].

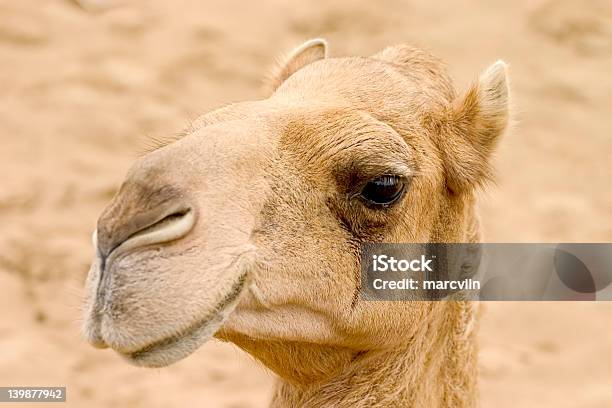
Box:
[1, 0, 611, 406]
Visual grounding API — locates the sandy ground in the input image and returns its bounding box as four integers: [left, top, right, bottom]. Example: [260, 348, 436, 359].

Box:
[1, 0, 611, 406]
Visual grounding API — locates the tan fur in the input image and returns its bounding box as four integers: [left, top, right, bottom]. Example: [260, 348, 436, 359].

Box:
[83, 39, 509, 407]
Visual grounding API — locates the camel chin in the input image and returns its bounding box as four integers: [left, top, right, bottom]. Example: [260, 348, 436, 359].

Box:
[119, 275, 246, 368]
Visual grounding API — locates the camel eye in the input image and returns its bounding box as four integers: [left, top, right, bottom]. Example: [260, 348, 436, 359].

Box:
[359, 175, 406, 207]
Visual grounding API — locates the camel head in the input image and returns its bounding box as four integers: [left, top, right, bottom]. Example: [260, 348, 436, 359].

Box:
[83, 39, 509, 379]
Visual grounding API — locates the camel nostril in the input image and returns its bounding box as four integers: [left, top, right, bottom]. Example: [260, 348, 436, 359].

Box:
[97, 206, 197, 260]
[116, 208, 195, 255]
[128, 209, 193, 242]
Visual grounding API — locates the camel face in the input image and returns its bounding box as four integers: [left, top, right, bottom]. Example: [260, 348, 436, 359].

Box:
[83, 40, 509, 372]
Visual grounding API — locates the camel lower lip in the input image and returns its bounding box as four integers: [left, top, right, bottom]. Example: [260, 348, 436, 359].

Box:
[119, 273, 247, 367]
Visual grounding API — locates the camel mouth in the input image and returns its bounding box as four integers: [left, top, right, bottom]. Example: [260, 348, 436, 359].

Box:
[119, 273, 247, 368]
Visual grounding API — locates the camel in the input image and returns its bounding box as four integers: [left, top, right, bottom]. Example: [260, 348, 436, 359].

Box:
[83, 38, 509, 407]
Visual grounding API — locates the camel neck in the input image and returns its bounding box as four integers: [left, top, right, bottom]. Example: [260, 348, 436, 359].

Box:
[270, 302, 478, 408]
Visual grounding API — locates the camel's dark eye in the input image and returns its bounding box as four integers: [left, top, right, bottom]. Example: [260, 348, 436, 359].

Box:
[359, 175, 406, 207]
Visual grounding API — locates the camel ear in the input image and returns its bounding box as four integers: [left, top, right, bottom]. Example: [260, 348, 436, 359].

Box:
[266, 38, 328, 93]
[442, 61, 510, 193]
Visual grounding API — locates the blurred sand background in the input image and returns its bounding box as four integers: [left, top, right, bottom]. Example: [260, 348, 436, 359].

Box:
[1, 0, 611, 406]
